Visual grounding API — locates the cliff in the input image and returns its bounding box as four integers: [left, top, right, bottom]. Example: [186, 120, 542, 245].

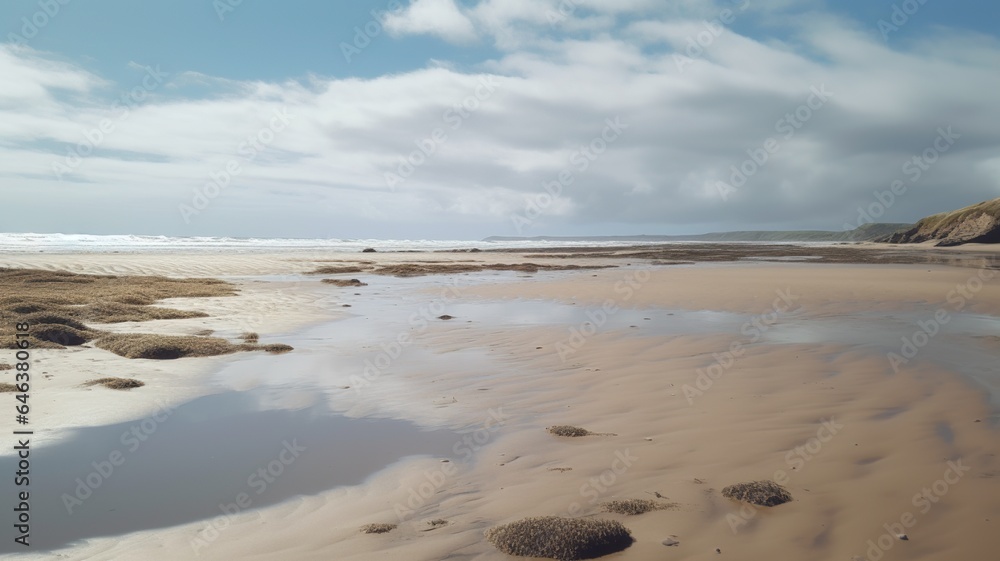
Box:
[884, 198, 1000, 246]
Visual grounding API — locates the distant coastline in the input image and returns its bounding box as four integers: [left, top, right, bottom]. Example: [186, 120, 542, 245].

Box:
[485, 223, 911, 244]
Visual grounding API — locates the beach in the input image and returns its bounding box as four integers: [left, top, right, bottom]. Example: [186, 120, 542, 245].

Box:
[2, 243, 999, 560]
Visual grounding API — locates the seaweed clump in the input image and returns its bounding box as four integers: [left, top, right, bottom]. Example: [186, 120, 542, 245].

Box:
[485, 516, 633, 561]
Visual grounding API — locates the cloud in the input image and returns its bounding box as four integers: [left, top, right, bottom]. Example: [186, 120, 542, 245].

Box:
[1, 10, 999, 238]
[383, 0, 479, 44]
[0, 47, 105, 108]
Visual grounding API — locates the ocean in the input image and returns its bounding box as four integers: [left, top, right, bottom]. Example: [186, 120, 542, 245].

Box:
[0, 233, 834, 254]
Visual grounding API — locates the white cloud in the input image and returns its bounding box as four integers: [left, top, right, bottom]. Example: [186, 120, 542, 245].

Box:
[1, 13, 999, 238]
[0, 47, 105, 107]
[383, 0, 479, 44]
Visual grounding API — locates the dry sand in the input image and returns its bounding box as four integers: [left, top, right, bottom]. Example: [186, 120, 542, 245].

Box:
[1, 247, 998, 560]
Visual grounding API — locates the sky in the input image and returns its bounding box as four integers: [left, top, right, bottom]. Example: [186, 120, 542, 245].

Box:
[2, 0, 999, 240]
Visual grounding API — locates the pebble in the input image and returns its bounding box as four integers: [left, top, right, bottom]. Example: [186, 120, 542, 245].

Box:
[661, 538, 679, 547]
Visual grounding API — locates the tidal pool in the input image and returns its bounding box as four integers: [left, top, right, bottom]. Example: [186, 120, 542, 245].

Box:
[0, 388, 456, 552]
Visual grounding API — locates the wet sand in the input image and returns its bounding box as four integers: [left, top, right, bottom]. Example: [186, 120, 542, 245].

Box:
[1, 244, 998, 560]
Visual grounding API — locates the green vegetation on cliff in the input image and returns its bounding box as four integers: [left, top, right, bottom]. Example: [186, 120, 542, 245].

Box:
[884, 198, 1000, 246]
